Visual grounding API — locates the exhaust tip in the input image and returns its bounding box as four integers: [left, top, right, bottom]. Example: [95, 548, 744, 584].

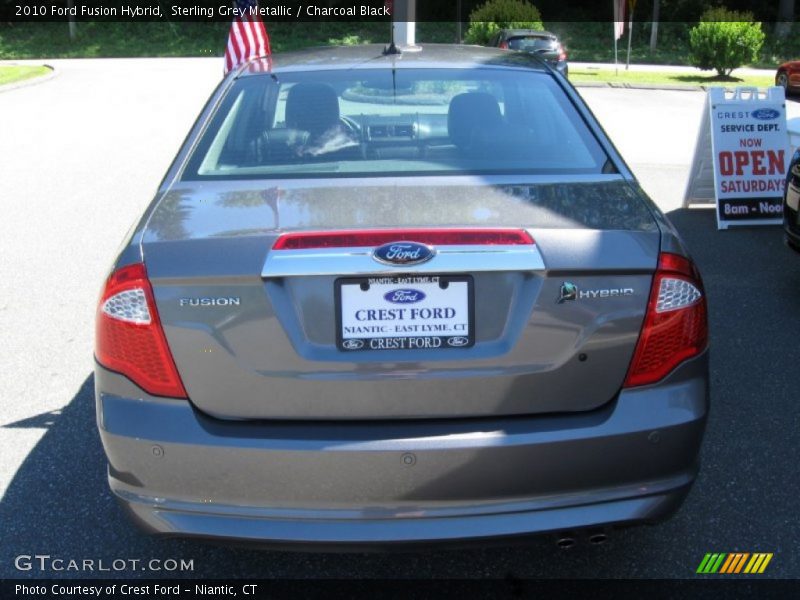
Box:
[555, 532, 577, 549]
[587, 529, 608, 545]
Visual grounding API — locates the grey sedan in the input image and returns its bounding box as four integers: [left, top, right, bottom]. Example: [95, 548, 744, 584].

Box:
[95, 44, 708, 549]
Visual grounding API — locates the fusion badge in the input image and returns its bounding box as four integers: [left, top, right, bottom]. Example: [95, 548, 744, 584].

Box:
[179, 297, 241, 307]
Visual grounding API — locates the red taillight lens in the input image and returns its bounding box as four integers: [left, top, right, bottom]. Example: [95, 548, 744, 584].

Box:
[272, 228, 534, 250]
[95, 263, 187, 398]
[499, 41, 509, 49]
[624, 253, 708, 388]
[558, 48, 568, 61]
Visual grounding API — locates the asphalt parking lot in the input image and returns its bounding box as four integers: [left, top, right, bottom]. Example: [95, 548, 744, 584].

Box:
[1, 58, 799, 579]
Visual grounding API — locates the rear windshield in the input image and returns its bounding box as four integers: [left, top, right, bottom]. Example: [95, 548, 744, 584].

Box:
[508, 36, 557, 51]
[183, 68, 609, 180]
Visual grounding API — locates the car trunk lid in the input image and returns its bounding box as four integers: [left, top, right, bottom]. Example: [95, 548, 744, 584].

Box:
[142, 176, 659, 420]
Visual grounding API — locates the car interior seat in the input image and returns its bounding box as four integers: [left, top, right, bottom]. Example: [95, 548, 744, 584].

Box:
[285, 83, 342, 141]
[251, 83, 358, 163]
[448, 92, 508, 158]
[284, 83, 359, 158]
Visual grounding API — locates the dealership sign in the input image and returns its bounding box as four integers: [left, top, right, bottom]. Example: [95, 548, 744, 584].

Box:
[708, 87, 790, 229]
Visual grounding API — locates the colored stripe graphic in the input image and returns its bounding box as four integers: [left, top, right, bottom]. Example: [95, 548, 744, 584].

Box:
[696, 553, 714, 573]
[697, 553, 773, 574]
[697, 553, 725, 573]
[733, 553, 750, 574]
[720, 553, 749, 574]
[719, 553, 735, 573]
[744, 553, 773, 574]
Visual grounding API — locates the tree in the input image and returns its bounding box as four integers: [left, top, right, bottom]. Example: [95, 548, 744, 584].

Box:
[649, 0, 660, 51]
[464, 0, 544, 45]
[775, 0, 795, 39]
[689, 9, 765, 78]
[67, 0, 76, 40]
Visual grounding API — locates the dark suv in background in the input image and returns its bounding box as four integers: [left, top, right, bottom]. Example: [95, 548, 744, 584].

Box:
[488, 29, 569, 77]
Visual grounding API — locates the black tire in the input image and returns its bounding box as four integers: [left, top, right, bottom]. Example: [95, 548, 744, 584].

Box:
[777, 71, 790, 93]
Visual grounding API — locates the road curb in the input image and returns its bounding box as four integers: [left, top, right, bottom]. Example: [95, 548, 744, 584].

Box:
[573, 81, 707, 92]
[0, 64, 58, 93]
[572, 81, 787, 93]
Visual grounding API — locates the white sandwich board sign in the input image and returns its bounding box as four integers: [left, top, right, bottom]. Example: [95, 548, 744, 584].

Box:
[683, 87, 790, 229]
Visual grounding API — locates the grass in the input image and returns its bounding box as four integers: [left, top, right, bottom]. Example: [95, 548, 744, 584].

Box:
[0, 65, 50, 86]
[569, 68, 776, 88]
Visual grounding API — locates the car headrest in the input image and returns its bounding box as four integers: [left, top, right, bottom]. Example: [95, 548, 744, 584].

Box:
[285, 83, 341, 138]
[448, 92, 504, 149]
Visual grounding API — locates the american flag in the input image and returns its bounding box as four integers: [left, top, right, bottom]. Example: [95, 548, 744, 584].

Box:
[613, 0, 625, 40]
[224, 0, 271, 75]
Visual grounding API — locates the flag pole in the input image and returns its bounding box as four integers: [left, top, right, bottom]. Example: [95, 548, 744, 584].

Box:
[626, 1, 635, 70]
[613, 0, 620, 76]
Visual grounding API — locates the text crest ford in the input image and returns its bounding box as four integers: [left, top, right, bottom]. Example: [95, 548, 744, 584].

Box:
[373, 241, 435, 266]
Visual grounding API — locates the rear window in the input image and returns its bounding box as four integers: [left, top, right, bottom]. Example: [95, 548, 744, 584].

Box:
[508, 36, 557, 52]
[183, 68, 610, 180]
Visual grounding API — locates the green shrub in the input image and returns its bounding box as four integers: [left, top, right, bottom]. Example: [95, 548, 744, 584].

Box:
[464, 0, 544, 45]
[688, 8, 765, 77]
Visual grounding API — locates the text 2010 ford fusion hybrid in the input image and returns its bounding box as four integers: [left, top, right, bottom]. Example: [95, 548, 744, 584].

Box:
[95, 45, 708, 548]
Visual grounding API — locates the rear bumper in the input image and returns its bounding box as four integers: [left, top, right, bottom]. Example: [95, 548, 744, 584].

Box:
[96, 354, 708, 547]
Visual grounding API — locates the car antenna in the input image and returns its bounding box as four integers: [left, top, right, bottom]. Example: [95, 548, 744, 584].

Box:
[383, 23, 402, 55]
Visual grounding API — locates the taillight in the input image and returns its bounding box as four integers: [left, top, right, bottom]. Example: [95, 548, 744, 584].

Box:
[558, 46, 568, 61]
[95, 263, 187, 398]
[272, 228, 534, 249]
[624, 253, 708, 388]
[498, 41, 509, 49]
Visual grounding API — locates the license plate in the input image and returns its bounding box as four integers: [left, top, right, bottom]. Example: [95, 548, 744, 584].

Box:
[336, 275, 474, 351]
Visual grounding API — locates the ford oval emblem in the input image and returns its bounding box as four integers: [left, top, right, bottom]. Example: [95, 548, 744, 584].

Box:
[342, 339, 364, 350]
[373, 241, 435, 266]
[384, 289, 426, 304]
[751, 108, 780, 121]
[447, 336, 469, 347]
